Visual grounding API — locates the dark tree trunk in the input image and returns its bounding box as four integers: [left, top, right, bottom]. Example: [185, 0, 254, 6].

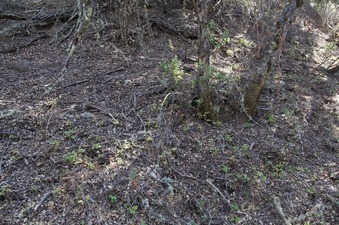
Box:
[240, 0, 304, 122]
[192, 0, 214, 120]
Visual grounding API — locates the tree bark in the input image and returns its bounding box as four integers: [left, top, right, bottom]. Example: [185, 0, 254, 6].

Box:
[192, 0, 214, 120]
[240, 0, 303, 122]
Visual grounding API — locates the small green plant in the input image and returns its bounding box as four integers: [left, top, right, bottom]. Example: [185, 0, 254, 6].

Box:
[168, 39, 174, 51]
[202, 64, 215, 80]
[231, 203, 240, 211]
[281, 108, 295, 123]
[221, 29, 230, 45]
[65, 119, 73, 127]
[267, 114, 275, 123]
[237, 173, 251, 183]
[232, 145, 240, 151]
[77, 148, 85, 154]
[160, 56, 185, 84]
[232, 63, 240, 71]
[306, 187, 316, 196]
[95, 136, 103, 142]
[254, 171, 267, 184]
[149, 102, 158, 112]
[29, 185, 38, 193]
[92, 143, 101, 150]
[229, 214, 240, 223]
[109, 195, 118, 204]
[9, 150, 21, 162]
[9, 134, 16, 140]
[220, 164, 229, 174]
[208, 20, 217, 33]
[52, 188, 63, 196]
[242, 174, 251, 182]
[183, 124, 190, 132]
[85, 161, 95, 170]
[122, 140, 133, 150]
[272, 162, 287, 177]
[64, 151, 78, 164]
[197, 111, 211, 121]
[146, 118, 158, 129]
[129, 205, 138, 215]
[208, 20, 231, 50]
[159, 148, 177, 165]
[325, 42, 337, 52]
[225, 134, 233, 143]
[194, 97, 203, 107]
[65, 129, 77, 140]
[210, 146, 221, 154]
[128, 170, 138, 180]
[238, 37, 251, 47]
[84, 195, 91, 203]
[241, 144, 250, 151]
[213, 120, 222, 126]
[214, 72, 225, 80]
[0, 185, 9, 198]
[116, 157, 124, 165]
[189, 221, 197, 225]
[207, 23, 216, 42]
[75, 185, 84, 202]
[50, 140, 61, 149]
[195, 198, 206, 211]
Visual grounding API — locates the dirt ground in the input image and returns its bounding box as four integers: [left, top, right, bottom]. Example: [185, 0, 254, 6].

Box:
[0, 5, 338, 225]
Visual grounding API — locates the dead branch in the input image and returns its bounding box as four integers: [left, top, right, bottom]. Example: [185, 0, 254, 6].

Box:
[0, 11, 26, 20]
[62, 79, 90, 89]
[0, 35, 49, 53]
[205, 179, 233, 210]
[273, 195, 292, 225]
[327, 63, 339, 75]
[34, 191, 53, 212]
[0, 9, 77, 38]
[148, 10, 197, 38]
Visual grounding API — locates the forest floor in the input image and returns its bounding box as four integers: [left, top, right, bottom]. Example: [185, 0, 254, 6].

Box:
[0, 5, 338, 225]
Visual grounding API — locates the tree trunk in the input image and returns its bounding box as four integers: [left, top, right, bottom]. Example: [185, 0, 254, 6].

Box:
[193, 0, 214, 120]
[240, 0, 303, 122]
[241, 59, 272, 122]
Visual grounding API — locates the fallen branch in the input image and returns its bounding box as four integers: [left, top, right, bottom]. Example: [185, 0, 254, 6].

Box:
[0, 34, 49, 53]
[274, 196, 327, 224]
[205, 179, 233, 210]
[170, 166, 198, 180]
[61, 79, 89, 89]
[273, 195, 292, 225]
[0, 11, 26, 20]
[327, 64, 339, 75]
[34, 191, 53, 211]
[0, 109, 21, 120]
[84, 104, 119, 123]
[0, 9, 77, 37]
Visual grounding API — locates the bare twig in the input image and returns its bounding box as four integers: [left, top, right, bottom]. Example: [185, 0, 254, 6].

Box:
[171, 166, 198, 180]
[34, 191, 53, 211]
[249, 142, 255, 151]
[86, 104, 118, 122]
[100, 67, 126, 83]
[205, 179, 233, 210]
[273, 195, 292, 225]
[0, 34, 49, 53]
[62, 79, 89, 89]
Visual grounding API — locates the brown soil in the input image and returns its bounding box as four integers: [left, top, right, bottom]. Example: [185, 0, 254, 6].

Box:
[0, 6, 338, 225]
